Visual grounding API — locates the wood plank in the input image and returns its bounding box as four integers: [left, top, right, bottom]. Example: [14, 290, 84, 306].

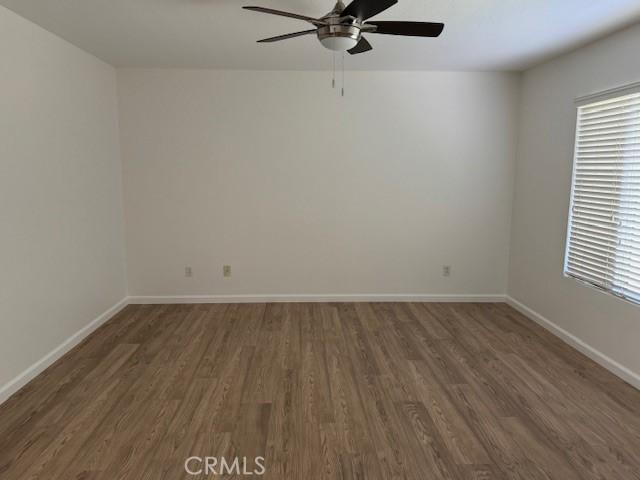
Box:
[0, 302, 638, 480]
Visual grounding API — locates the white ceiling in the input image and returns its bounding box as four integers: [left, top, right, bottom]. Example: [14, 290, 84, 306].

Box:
[2, 0, 640, 71]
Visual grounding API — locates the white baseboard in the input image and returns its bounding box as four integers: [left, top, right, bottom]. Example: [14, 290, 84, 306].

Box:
[0, 297, 129, 406]
[506, 296, 640, 390]
[127, 294, 507, 304]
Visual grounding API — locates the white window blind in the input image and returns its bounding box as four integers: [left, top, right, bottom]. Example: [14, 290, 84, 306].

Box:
[564, 89, 640, 305]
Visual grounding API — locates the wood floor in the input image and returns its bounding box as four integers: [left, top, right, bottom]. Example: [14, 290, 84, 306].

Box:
[0, 303, 639, 480]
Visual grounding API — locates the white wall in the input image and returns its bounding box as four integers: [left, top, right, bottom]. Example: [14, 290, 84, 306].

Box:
[509, 24, 640, 378]
[0, 7, 127, 391]
[118, 69, 519, 298]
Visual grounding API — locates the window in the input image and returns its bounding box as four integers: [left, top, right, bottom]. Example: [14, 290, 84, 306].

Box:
[564, 88, 640, 305]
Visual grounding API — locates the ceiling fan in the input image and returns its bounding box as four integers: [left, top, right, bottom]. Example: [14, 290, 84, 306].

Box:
[243, 0, 444, 54]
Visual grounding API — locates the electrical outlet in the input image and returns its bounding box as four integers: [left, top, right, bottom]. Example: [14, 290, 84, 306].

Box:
[442, 265, 451, 277]
[223, 265, 231, 278]
[185, 266, 193, 278]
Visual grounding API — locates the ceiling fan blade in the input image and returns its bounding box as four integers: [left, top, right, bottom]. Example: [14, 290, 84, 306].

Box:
[257, 29, 317, 43]
[347, 37, 373, 54]
[366, 21, 444, 37]
[243, 6, 327, 26]
[341, 0, 397, 21]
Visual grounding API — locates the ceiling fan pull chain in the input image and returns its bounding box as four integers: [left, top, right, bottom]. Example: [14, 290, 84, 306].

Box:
[332, 52, 336, 88]
[341, 51, 345, 97]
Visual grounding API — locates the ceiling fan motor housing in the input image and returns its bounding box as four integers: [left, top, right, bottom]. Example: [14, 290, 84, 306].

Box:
[317, 4, 361, 51]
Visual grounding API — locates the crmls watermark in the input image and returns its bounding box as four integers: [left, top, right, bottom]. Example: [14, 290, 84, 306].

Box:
[184, 456, 266, 476]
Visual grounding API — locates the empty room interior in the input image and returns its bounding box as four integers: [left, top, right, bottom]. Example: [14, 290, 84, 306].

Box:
[1, 0, 640, 478]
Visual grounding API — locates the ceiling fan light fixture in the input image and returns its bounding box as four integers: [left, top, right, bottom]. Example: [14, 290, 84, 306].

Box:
[244, 0, 445, 55]
[317, 22, 361, 51]
[319, 35, 359, 51]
